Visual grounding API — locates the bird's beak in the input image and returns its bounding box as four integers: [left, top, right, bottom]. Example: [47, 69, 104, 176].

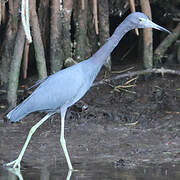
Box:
[145, 19, 171, 34]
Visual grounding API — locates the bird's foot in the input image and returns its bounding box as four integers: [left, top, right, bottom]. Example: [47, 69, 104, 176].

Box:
[4, 159, 21, 170]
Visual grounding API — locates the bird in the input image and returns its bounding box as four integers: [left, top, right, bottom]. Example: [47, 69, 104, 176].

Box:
[5, 12, 170, 171]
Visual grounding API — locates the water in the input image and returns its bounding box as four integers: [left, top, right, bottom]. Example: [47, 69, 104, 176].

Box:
[0, 162, 180, 180]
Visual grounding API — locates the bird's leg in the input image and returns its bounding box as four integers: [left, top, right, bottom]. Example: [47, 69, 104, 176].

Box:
[60, 108, 73, 170]
[5, 113, 54, 169]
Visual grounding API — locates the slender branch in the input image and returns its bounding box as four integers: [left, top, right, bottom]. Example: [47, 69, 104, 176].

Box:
[93, 0, 98, 34]
[21, 0, 32, 43]
[92, 68, 180, 87]
[81, 0, 85, 10]
[23, 40, 30, 79]
[129, 0, 139, 35]
[25, 0, 31, 40]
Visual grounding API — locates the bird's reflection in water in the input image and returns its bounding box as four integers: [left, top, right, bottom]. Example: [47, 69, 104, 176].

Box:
[3, 162, 180, 180]
[6, 166, 73, 180]
[6, 167, 23, 180]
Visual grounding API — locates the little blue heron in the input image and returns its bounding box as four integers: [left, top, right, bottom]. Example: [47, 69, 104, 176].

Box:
[5, 12, 170, 170]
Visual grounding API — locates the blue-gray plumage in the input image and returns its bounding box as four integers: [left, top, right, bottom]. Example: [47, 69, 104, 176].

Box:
[5, 12, 170, 170]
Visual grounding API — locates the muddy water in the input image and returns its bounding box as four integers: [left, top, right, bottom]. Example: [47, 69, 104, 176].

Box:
[0, 162, 180, 180]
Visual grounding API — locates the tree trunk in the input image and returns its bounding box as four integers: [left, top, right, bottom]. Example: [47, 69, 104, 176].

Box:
[140, 0, 153, 69]
[98, 0, 111, 71]
[87, 0, 98, 55]
[74, 0, 90, 62]
[50, 0, 64, 74]
[38, 0, 50, 57]
[7, 23, 25, 108]
[0, 0, 20, 86]
[62, 0, 73, 60]
[30, 0, 47, 79]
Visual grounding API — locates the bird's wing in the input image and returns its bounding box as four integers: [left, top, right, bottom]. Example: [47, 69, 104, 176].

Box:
[27, 77, 48, 90]
[7, 63, 89, 122]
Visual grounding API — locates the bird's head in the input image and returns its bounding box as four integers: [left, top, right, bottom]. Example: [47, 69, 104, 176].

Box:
[126, 12, 170, 33]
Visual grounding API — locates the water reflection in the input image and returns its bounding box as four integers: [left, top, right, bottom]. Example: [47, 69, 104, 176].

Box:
[3, 166, 72, 180]
[1, 162, 180, 180]
[6, 168, 23, 180]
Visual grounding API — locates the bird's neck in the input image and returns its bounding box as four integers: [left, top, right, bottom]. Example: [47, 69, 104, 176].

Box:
[91, 21, 131, 68]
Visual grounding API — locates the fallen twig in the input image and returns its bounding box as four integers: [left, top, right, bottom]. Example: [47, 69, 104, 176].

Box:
[92, 68, 180, 87]
[111, 66, 135, 74]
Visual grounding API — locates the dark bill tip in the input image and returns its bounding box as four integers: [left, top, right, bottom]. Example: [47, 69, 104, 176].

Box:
[157, 26, 171, 34]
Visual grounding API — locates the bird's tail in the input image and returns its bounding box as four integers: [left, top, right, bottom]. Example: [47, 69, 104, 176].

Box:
[7, 102, 29, 122]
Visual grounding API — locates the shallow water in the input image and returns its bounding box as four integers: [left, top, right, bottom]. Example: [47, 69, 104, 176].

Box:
[0, 162, 180, 180]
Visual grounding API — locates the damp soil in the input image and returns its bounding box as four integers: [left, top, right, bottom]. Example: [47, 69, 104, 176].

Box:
[0, 65, 180, 170]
